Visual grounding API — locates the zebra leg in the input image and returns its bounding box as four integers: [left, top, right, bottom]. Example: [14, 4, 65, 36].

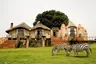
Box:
[57, 49, 60, 54]
[64, 49, 70, 56]
[89, 48, 92, 53]
[73, 50, 78, 57]
[85, 49, 89, 57]
[52, 47, 56, 56]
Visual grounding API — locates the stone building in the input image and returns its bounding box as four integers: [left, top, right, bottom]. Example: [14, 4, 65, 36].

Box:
[5, 20, 88, 47]
[6, 22, 51, 47]
[6, 22, 31, 39]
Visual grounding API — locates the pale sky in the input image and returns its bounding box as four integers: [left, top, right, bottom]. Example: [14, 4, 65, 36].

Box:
[0, 0, 96, 37]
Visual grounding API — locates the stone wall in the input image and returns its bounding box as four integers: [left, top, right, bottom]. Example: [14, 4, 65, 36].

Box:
[0, 37, 8, 44]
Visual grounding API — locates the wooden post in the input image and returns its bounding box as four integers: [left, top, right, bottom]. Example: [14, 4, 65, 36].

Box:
[15, 34, 20, 48]
[42, 36, 46, 47]
[26, 36, 29, 48]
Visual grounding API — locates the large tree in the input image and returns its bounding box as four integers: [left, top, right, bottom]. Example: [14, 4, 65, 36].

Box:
[33, 10, 69, 29]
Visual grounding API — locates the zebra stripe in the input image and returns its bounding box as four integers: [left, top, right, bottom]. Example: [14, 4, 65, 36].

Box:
[52, 43, 71, 56]
[65, 43, 92, 57]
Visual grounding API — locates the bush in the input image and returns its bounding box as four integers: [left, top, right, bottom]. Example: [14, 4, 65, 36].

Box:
[29, 39, 42, 47]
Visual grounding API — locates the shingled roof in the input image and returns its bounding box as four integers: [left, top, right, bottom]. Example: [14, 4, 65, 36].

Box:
[6, 22, 31, 33]
[31, 23, 51, 30]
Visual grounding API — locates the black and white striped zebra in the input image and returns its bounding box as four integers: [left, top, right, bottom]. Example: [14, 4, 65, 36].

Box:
[64, 43, 92, 57]
[52, 43, 71, 56]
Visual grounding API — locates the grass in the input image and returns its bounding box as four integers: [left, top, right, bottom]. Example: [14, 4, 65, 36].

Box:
[0, 43, 96, 64]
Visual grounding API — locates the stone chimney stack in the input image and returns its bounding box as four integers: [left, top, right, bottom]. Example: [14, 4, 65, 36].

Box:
[10, 23, 13, 29]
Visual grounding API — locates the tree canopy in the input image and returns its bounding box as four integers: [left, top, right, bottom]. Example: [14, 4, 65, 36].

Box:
[33, 10, 69, 29]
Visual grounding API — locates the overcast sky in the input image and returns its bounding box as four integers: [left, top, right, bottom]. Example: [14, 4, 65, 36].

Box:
[0, 0, 96, 37]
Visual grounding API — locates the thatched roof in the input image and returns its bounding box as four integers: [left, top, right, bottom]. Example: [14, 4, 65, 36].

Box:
[52, 27, 59, 31]
[68, 20, 77, 28]
[6, 22, 31, 33]
[31, 23, 51, 30]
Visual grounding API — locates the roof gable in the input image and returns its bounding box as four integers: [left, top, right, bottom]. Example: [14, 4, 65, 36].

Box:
[68, 20, 77, 28]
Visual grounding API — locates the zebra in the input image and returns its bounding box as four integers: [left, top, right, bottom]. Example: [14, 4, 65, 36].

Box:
[64, 43, 92, 57]
[52, 43, 71, 56]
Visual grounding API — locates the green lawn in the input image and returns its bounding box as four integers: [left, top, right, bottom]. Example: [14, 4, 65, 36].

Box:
[0, 43, 96, 64]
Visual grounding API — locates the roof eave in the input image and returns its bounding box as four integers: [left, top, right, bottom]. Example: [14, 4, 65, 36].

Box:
[68, 26, 77, 28]
[31, 27, 51, 31]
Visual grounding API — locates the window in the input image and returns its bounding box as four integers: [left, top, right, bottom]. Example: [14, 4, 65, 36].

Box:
[53, 31, 56, 37]
[17, 29, 24, 38]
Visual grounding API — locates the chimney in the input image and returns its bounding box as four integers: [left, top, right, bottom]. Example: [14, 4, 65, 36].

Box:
[10, 23, 13, 29]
